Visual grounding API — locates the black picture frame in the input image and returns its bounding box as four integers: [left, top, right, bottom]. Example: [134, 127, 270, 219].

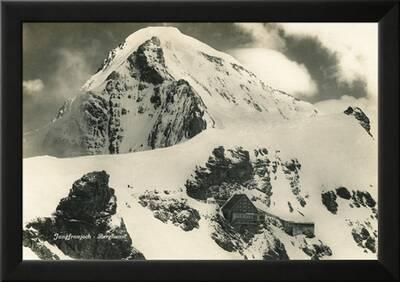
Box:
[1, 1, 399, 281]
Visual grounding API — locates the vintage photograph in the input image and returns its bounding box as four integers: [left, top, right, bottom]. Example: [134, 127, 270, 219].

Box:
[22, 23, 378, 260]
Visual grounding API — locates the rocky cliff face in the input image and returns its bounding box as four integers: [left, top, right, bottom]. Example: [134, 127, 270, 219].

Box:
[24, 27, 317, 158]
[321, 186, 377, 255]
[185, 146, 307, 214]
[344, 106, 373, 137]
[181, 145, 377, 259]
[23, 171, 145, 260]
[138, 190, 201, 231]
[22, 27, 377, 260]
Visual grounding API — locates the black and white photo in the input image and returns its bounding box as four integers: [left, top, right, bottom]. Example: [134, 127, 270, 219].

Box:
[22, 23, 378, 260]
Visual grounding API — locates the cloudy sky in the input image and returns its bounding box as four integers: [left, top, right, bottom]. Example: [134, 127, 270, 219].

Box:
[23, 23, 378, 132]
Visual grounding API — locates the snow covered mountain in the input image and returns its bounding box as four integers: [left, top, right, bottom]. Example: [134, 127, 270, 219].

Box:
[23, 114, 377, 259]
[23, 27, 377, 260]
[23, 27, 316, 158]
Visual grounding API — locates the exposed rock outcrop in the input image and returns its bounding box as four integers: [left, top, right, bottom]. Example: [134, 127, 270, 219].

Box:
[24, 27, 318, 158]
[210, 214, 245, 253]
[135, 36, 168, 85]
[39, 93, 110, 157]
[323, 186, 377, 215]
[282, 159, 306, 207]
[186, 146, 308, 212]
[336, 186, 352, 200]
[263, 238, 289, 260]
[23, 228, 60, 260]
[349, 221, 377, 254]
[351, 190, 376, 208]
[23, 171, 145, 260]
[138, 190, 201, 231]
[147, 79, 210, 149]
[344, 106, 373, 137]
[322, 186, 377, 254]
[301, 240, 333, 260]
[321, 191, 338, 214]
[186, 146, 253, 200]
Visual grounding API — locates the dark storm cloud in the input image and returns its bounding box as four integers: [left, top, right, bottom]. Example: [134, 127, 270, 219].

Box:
[278, 31, 368, 103]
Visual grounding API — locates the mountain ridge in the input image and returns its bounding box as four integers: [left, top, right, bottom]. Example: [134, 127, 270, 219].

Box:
[23, 111, 377, 259]
[24, 27, 317, 158]
[22, 26, 378, 261]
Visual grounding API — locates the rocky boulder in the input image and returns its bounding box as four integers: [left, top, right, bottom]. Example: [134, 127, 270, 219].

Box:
[302, 240, 333, 260]
[210, 214, 244, 253]
[344, 106, 373, 137]
[138, 190, 201, 231]
[263, 239, 289, 260]
[185, 146, 254, 200]
[56, 171, 116, 222]
[336, 186, 352, 200]
[321, 191, 338, 214]
[351, 222, 377, 254]
[23, 171, 145, 260]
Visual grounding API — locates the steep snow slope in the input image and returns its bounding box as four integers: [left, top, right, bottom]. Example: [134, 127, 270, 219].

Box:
[22, 27, 377, 260]
[23, 112, 377, 260]
[24, 27, 317, 158]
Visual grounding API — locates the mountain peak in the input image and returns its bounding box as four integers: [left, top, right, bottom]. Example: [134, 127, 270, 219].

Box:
[82, 26, 234, 92]
[25, 27, 317, 158]
[125, 26, 182, 41]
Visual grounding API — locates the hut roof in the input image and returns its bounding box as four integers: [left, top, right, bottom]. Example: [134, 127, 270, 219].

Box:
[221, 194, 256, 212]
